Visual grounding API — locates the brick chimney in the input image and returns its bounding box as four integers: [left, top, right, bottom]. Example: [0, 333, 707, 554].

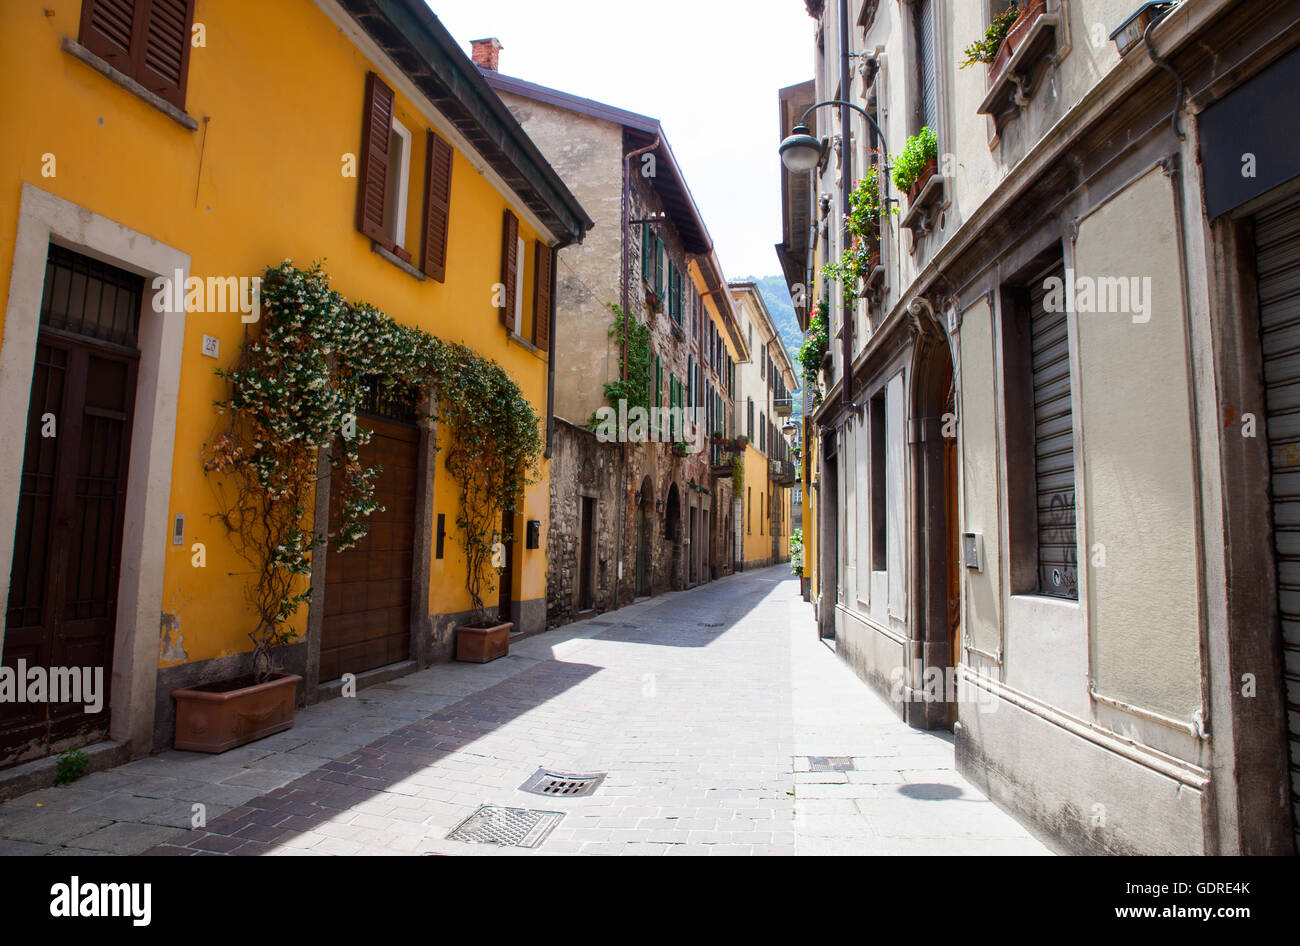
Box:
[471, 37, 503, 72]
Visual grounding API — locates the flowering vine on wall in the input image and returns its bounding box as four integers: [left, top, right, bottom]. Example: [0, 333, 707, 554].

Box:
[204, 260, 542, 680]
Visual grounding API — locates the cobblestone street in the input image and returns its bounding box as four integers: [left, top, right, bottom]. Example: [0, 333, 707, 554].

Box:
[0, 566, 1047, 856]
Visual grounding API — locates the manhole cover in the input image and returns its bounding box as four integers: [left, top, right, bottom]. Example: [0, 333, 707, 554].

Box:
[806, 756, 855, 772]
[446, 806, 564, 848]
[519, 768, 606, 797]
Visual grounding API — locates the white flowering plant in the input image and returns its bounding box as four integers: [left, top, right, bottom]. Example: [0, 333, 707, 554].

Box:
[205, 261, 542, 679]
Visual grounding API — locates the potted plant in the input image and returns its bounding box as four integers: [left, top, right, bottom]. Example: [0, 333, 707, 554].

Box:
[960, 2, 1025, 72]
[822, 166, 895, 298]
[194, 262, 545, 750]
[645, 287, 664, 315]
[893, 127, 939, 201]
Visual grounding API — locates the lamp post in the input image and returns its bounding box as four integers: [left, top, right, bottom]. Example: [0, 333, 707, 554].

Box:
[778, 100, 891, 195]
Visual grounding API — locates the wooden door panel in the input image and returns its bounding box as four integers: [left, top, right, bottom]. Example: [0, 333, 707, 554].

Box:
[320, 417, 417, 679]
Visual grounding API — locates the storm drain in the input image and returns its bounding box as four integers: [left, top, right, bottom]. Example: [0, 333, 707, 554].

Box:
[806, 755, 855, 772]
[445, 805, 564, 848]
[519, 768, 606, 797]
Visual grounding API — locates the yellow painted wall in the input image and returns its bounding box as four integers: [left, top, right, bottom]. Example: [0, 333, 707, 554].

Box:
[742, 443, 769, 564]
[0, 0, 553, 665]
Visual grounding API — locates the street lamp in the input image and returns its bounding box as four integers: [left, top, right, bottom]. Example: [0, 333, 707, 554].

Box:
[777, 124, 823, 173]
[778, 99, 893, 202]
[781, 419, 799, 447]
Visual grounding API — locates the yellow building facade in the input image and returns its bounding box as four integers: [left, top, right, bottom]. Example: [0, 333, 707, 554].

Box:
[0, 0, 589, 765]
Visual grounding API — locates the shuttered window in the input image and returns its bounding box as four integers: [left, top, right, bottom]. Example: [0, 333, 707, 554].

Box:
[913, 0, 937, 133]
[357, 74, 455, 274]
[79, 0, 196, 109]
[357, 72, 395, 244]
[1029, 260, 1078, 599]
[532, 240, 553, 350]
[1254, 190, 1300, 848]
[641, 224, 652, 280]
[499, 209, 520, 332]
[421, 131, 453, 281]
[654, 237, 665, 295]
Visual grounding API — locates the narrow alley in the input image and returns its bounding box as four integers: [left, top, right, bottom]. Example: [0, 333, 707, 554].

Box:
[0, 567, 1045, 857]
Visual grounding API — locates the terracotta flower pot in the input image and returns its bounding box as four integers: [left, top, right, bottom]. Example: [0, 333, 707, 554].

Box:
[172, 672, 301, 753]
[456, 621, 512, 663]
[908, 158, 938, 204]
[987, 0, 1047, 82]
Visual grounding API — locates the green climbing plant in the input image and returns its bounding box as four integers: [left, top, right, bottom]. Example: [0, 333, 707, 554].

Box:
[821, 165, 895, 301]
[796, 293, 829, 402]
[205, 260, 543, 678]
[597, 302, 652, 432]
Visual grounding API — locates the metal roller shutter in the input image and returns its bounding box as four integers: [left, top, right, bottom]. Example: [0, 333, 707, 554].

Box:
[1256, 190, 1300, 851]
[1029, 260, 1078, 598]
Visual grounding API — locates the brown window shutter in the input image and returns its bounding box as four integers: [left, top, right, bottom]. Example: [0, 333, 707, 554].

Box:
[421, 130, 454, 281]
[532, 241, 553, 350]
[500, 209, 519, 332]
[79, 0, 142, 74]
[137, 0, 194, 108]
[356, 72, 394, 245]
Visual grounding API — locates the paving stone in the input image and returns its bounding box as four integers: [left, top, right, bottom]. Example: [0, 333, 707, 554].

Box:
[73, 821, 191, 854]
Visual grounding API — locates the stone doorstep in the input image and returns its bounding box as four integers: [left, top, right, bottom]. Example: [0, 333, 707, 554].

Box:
[0, 740, 129, 802]
[314, 660, 419, 703]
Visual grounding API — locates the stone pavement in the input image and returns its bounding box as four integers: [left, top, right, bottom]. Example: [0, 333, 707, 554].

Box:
[0, 565, 1049, 855]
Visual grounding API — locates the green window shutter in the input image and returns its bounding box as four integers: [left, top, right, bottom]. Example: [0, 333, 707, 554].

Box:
[641, 223, 651, 280]
[655, 238, 664, 294]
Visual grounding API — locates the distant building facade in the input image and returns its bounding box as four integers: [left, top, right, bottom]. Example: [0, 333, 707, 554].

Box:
[478, 47, 747, 627]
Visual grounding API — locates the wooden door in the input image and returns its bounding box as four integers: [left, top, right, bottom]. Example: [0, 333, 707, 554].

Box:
[3, 246, 141, 766]
[321, 415, 418, 681]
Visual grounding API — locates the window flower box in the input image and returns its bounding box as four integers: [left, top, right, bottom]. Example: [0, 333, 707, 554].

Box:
[978, 0, 1061, 125]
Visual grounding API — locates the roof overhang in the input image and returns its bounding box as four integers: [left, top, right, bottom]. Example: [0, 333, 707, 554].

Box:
[481, 69, 712, 256]
[336, 0, 593, 246]
[693, 252, 747, 361]
[776, 80, 816, 329]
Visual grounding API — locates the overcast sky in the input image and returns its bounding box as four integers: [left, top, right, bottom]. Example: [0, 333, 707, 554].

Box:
[431, 0, 815, 281]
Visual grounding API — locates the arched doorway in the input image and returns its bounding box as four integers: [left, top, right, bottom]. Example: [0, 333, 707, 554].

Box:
[909, 327, 958, 730]
[635, 477, 654, 598]
[664, 482, 682, 590]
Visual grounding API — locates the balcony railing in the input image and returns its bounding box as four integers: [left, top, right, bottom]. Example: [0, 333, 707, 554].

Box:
[773, 396, 794, 417]
[770, 458, 796, 486]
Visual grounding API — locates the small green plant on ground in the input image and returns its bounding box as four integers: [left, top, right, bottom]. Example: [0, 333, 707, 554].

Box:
[55, 749, 90, 785]
[960, 3, 1024, 68]
[892, 126, 939, 194]
[790, 528, 804, 577]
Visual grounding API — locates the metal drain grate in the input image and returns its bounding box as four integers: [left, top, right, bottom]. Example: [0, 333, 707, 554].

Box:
[806, 755, 855, 772]
[519, 768, 606, 797]
[445, 806, 564, 848]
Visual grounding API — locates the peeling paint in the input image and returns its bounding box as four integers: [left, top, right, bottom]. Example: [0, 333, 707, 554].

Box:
[159, 611, 188, 664]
